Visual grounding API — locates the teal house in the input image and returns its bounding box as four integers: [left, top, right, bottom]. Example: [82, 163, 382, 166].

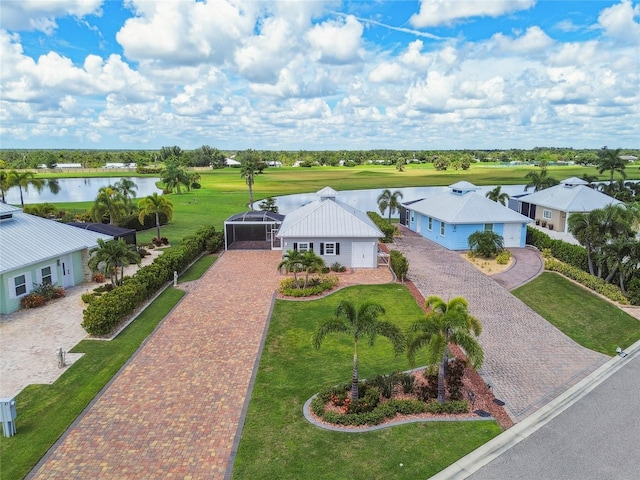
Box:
[0, 203, 112, 314]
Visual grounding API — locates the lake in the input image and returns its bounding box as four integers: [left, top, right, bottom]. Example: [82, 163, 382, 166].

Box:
[274, 185, 529, 216]
[4, 177, 162, 204]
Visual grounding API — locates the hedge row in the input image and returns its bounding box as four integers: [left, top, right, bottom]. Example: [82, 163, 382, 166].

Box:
[117, 212, 169, 232]
[526, 227, 589, 272]
[82, 225, 218, 336]
[545, 258, 629, 305]
[389, 250, 409, 282]
[367, 212, 396, 242]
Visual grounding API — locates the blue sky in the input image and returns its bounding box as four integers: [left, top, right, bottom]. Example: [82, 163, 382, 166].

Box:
[1, 0, 638, 150]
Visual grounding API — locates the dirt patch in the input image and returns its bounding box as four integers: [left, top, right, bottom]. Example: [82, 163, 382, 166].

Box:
[461, 253, 513, 276]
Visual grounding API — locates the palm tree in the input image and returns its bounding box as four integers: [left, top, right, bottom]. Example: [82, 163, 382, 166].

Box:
[568, 210, 606, 276]
[300, 250, 325, 288]
[313, 300, 405, 401]
[114, 178, 138, 212]
[138, 192, 173, 240]
[161, 161, 190, 194]
[524, 166, 559, 192]
[88, 238, 140, 286]
[407, 296, 483, 404]
[8, 170, 45, 207]
[239, 151, 261, 210]
[597, 148, 627, 184]
[485, 186, 510, 206]
[377, 189, 404, 223]
[468, 230, 504, 257]
[0, 170, 10, 203]
[278, 249, 305, 288]
[23, 203, 58, 218]
[91, 186, 127, 225]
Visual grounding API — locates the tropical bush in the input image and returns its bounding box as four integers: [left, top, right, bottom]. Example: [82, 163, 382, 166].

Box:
[205, 231, 224, 253]
[20, 293, 47, 309]
[527, 227, 589, 271]
[389, 249, 409, 282]
[496, 250, 512, 265]
[367, 211, 396, 242]
[278, 275, 338, 297]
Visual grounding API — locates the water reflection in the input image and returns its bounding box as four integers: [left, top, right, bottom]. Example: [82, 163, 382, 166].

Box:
[4, 177, 161, 204]
[274, 185, 529, 216]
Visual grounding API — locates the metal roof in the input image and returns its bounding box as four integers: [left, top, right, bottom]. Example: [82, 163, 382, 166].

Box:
[517, 184, 622, 212]
[225, 211, 285, 223]
[405, 189, 531, 224]
[277, 195, 383, 238]
[68, 222, 136, 236]
[0, 209, 113, 274]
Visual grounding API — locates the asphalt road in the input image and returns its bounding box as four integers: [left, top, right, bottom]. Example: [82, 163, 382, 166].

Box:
[469, 349, 640, 480]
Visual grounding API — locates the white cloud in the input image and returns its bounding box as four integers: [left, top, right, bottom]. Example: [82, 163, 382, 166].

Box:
[597, 0, 640, 44]
[490, 26, 554, 54]
[368, 62, 403, 83]
[0, 0, 103, 34]
[410, 0, 536, 28]
[305, 15, 364, 64]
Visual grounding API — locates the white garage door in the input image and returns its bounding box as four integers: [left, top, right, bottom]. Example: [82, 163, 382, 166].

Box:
[503, 223, 521, 248]
[352, 242, 375, 268]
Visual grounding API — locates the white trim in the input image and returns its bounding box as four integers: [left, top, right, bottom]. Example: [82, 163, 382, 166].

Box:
[324, 242, 336, 255]
[8, 272, 32, 299]
[440, 222, 445, 236]
[543, 209, 552, 220]
[36, 263, 58, 285]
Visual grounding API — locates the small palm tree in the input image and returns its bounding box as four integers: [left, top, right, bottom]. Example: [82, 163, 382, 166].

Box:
[300, 250, 325, 288]
[407, 296, 483, 404]
[485, 186, 510, 206]
[88, 238, 140, 286]
[161, 160, 190, 194]
[377, 189, 404, 223]
[468, 230, 504, 258]
[524, 167, 559, 192]
[91, 186, 127, 225]
[597, 148, 627, 184]
[278, 249, 305, 288]
[138, 193, 173, 240]
[114, 178, 138, 212]
[313, 300, 405, 401]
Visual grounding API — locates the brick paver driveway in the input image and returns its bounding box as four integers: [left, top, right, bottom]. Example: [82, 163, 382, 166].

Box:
[392, 229, 608, 422]
[29, 250, 283, 479]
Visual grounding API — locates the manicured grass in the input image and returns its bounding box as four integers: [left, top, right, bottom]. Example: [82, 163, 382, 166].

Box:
[513, 272, 640, 355]
[178, 253, 217, 283]
[0, 288, 185, 480]
[232, 284, 502, 480]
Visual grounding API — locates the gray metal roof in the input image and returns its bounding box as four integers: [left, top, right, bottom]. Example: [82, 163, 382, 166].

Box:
[517, 184, 622, 212]
[277, 195, 383, 238]
[406, 189, 531, 224]
[225, 211, 285, 223]
[0, 209, 113, 274]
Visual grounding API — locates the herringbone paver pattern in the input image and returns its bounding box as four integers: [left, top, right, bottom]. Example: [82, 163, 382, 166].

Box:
[30, 250, 283, 479]
[393, 228, 608, 421]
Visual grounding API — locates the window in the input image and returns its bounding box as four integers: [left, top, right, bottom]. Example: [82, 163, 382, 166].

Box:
[9, 272, 31, 299]
[410, 211, 415, 223]
[294, 242, 313, 252]
[543, 210, 552, 220]
[484, 224, 493, 232]
[440, 222, 445, 236]
[324, 242, 336, 255]
[428, 217, 433, 230]
[41, 266, 53, 285]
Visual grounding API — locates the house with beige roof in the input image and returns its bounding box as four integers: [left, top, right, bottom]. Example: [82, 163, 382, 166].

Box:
[0, 203, 112, 314]
[515, 177, 622, 233]
[402, 181, 531, 250]
[276, 187, 383, 268]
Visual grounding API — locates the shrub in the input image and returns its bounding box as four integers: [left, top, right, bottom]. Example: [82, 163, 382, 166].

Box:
[446, 359, 466, 401]
[425, 400, 469, 414]
[81, 293, 97, 304]
[117, 212, 169, 231]
[545, 258, 629, 304]
[32, 283, 65, 301]
[367, 211, 395, 242]
[527, 226, 588, 272]
[417, 372, 439, 402]
[205, 231, 224, 253]
[389, 250, 409, 282]
[92, 272, 106, 283]
[400, 372, 415, 394]
[330, 262, 347, 272]
[278, 275, 338, 297]
[496, 250, 511, 265]
[137, 247, 150, 258]
[627, 278, 640, 306]
[366, 373, 400, 399]
[21, 293, 47, 309]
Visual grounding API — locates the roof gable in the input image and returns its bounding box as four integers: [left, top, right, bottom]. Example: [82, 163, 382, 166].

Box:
[518, 184, 622, 212]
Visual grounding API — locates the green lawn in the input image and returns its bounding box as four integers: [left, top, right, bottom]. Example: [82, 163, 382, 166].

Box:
[513, 272, 640, 355]
[0, 288, 186, 480]
[178, 253, 217, 283]
[231, 284, 502, 480]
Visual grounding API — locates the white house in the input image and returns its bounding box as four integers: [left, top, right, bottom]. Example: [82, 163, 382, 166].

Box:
[515, 177, 623, 233]
[225, 158, 241, 167]
[402, 181, 531, 250]
[276, 187, 383, 268]
[0, 203, 112, 314]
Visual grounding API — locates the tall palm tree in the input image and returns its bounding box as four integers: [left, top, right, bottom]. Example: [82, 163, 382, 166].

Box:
[91, 186, 127, 225]
[524, 166, 559, 192]
[377, 189, 404, 223]
[313, 300, 405, 401]
[88, 238, 140, 286]
[8, 170, 45, 207]
[407, 296, 483, 404]
[0, 170, 10, 203]
[597, 148, 627, 184]
[138, 192, 173, 240]
[114, 178, 138, 212]
[485, 186, 510, 206]
[568, 210, 607, 276]
[240, 152, 261, 210]
[277, 249, 305, 288]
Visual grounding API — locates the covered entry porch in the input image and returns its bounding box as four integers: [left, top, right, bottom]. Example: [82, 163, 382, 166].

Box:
[224, 211, 285, 250]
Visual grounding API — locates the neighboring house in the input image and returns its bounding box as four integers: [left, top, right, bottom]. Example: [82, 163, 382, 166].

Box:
[402, 181, 531, 250]
[0, 203, 112, 314]
[276, 187, 383, 268]
[515, 177, 622, 233]
[224, 158, 241, 167]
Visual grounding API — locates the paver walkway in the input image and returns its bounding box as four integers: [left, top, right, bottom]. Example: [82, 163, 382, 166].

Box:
[29, 250, 283, 479]
[392, 228, 608, 422]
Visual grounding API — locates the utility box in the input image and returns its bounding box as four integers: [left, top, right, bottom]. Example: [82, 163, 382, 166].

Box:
[0, 397, 17, 437]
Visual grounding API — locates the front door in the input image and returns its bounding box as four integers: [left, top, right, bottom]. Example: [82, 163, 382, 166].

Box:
[503, 223, 521, 248]
[352, 242, 374, 268]
[60, 254, 74, 288]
